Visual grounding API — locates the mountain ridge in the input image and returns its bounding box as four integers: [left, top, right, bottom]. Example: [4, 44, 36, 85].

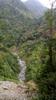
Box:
[0, 0, 38, 47]
[24, 0, 47, 17]
[0, 0, 36, 19]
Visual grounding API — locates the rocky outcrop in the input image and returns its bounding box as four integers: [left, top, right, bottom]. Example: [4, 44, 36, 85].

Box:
[0, 81, 27, 100]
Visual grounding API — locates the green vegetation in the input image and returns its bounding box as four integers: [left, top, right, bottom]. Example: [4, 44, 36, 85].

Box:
[0, 0, 56, 99]
[18, 37, 56, 100]
[0, 45, 19, 81]
[0, 0, 38, 48]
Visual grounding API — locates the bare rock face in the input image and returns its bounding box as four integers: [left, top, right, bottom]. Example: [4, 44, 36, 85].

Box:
[0, 81, 27, 100]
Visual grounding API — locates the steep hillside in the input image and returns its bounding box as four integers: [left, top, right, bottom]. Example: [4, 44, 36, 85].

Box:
[24, 0, 47, 17]
[0, 0, 35, 19]
[0, 45, 19, 81]
[0, 0, 38, 47]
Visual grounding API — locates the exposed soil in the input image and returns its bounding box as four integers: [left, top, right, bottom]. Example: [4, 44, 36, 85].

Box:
[0, 81, 27, 100]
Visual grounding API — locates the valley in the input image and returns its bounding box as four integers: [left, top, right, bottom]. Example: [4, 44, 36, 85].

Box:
[0, 0, 56, 100]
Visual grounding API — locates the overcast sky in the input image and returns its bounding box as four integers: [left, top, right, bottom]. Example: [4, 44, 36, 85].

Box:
[21, 0, 56, 8]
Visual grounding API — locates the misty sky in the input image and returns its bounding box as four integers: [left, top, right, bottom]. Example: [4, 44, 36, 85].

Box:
[21, 0, 56, 8]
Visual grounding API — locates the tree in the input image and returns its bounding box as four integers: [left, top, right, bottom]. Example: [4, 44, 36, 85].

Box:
[37, 1, 56, 100]
[45, 0, 56, 69]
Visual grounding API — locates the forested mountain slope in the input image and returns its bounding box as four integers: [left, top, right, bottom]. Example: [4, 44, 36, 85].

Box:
[0, 0, 56, 100]
[0, 0, 38, 47]
[0, 0, 34, 19]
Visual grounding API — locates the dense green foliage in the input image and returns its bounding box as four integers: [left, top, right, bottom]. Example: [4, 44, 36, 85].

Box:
[18, 38, 56, 100]
[0, 0, 38, 48]
[0, 0, 56, 99]
[0, 0, 40, 83]
[37, 39, 56, 100]
[0, 45, 19, 81]
[18, 40, 48, 80]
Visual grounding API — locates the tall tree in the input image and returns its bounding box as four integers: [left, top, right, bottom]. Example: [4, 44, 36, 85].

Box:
[37, 1, 56, 100]
[45, 0, 56, 68]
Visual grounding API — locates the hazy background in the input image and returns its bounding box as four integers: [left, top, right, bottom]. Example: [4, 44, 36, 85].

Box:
[21, 0, 53, 8]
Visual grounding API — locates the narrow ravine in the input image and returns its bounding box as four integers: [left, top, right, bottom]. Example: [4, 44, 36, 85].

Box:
[17, 56, 28, 100]
[17, 56, 26, 82]
[0, 54, 28, 100]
